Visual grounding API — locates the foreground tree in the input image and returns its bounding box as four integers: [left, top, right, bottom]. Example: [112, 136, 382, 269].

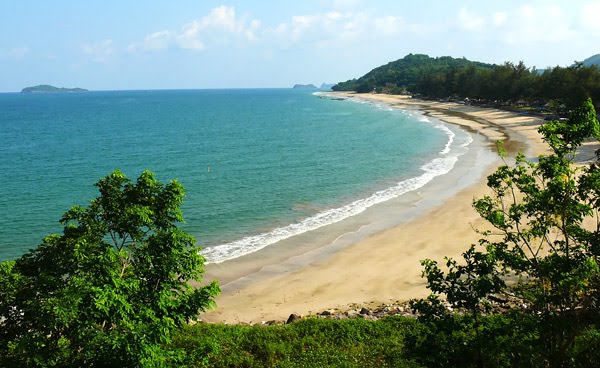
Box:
[0, 170, 220, 367]
[411, 99, 600, 367]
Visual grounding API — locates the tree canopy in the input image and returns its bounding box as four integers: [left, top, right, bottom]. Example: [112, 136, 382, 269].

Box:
[411, 99, 600, 367]
[333, 54, 600, 112]
[0, 170, 219, 367]
[333, 54, 495, 94]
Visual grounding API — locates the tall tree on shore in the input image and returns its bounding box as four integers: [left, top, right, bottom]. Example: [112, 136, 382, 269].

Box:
[411, 98, 600, 367]
[0, 170, 220, 367]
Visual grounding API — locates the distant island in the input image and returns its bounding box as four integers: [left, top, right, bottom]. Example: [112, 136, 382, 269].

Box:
[21, 85, 89, 93]
[292, 84, 317, 89]
[320, 83, 335, 90]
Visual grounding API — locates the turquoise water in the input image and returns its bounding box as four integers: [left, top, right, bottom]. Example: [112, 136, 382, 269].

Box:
[0, 89, 463, 262]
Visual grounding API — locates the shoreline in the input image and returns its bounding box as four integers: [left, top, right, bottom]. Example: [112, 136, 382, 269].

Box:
[200, 93, 550, 324]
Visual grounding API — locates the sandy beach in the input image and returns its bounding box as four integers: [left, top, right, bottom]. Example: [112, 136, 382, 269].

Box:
[201, 93, 555, 324]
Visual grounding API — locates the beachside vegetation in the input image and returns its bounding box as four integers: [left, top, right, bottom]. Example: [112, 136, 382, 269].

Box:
[410, 98, 600, 367]
[333, 54, 494, 94]
[172, 317, 422, 367]
[166, 310, 598, 367]
[333, 54, 600, 112]
[0, 170, 219, 367]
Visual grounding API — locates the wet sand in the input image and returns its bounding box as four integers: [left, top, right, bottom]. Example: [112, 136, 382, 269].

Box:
[200, 93, 554, 324]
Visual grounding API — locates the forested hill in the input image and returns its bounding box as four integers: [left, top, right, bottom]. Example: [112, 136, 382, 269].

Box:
[333, 54, 495, 94]
[581, 54, 600, 67]
[333, 53, 600, 112]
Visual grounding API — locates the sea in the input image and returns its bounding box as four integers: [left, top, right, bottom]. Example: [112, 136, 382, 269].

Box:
[0, 89, 473, 262]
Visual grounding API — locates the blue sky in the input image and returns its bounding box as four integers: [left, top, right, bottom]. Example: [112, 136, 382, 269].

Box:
[1, 0, 599, 91]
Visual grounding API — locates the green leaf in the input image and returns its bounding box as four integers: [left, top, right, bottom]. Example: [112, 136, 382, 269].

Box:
[0, 170, 220, 367]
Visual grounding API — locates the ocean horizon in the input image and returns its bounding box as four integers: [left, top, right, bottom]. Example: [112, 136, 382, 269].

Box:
[0, 89, 470, 262]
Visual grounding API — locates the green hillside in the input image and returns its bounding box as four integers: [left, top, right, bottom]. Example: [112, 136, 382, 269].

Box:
[581, 54, 600, 67]
[333, 54, 495, 93]
[333, 53, 600, 111]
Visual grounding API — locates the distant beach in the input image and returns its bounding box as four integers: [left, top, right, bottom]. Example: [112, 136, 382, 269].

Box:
[201, 93, 555, 324]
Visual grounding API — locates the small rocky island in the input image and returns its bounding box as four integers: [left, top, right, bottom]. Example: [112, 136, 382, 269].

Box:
[292, 84, 317, 89]
[21, 85, 89, 93]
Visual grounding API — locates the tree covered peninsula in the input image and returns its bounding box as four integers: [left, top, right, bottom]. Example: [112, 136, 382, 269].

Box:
[333, 53, 600, 112]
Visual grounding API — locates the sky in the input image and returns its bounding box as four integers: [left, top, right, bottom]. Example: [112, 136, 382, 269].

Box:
[1, 0, 599, 92]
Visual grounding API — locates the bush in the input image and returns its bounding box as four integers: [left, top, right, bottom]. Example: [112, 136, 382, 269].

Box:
[0, 170, 219, 367]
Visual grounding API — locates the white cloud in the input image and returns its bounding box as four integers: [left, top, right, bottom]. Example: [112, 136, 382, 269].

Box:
[287, 14, 321, 41]
[458, 8, 485, 32]
[176, 22, 206, 50]
[4, 46, 30, 60]
[82, 39, 114, 63]
[374, 16, 404, 35]
[176, 5, 238, 49]
[128, 5, 414, 56]
[132, 6, 261, 52]
[143, 30, 174, 51]
[271, 12, 341, 45]
[581, 1, 600, 34]
[455, 4, 576, 46]
[492, 12, 507, 26]
[246, 19, 261, 41]
[500, 4, 574, 45]
[270, 11, 405, 47]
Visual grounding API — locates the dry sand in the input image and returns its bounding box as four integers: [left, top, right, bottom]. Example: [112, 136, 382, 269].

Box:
[200, 93, 556, 324]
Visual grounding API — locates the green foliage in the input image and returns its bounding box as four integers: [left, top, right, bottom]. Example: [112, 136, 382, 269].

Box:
[417, 244, 505, 316]
[0, 170, 219, 367]
[405, 312, 544, 367]
[334, 54, 600, 111]
[173, 316, 422, 368]
[412, 99, 600, 367]
[539, 98, 600, 155]
[568, 326, 600, 367]
[333, 54, 495, 95]
[170, 313, 600, 368]
[409, 244, 506, 367]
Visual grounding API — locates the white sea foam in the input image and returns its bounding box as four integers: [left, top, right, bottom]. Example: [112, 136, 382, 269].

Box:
[201, 94, 472, 264]
[202, 154, 462, 263]
[435, 123, 455, 154]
